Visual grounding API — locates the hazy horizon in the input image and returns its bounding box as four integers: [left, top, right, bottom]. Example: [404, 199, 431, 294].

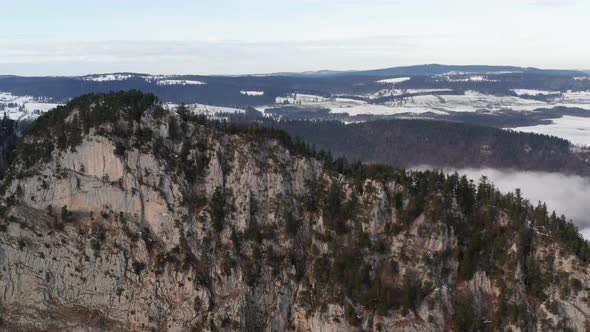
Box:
[1, 63, 587, 78]
[1, 0, 589, 76]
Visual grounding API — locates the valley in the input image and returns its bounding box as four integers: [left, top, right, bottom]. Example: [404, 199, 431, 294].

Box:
[3, 65, 590, 147]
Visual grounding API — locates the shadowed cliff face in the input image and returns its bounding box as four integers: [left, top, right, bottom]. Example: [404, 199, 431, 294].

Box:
[0, 116, 17, 179]
[1, 91, 590, 332]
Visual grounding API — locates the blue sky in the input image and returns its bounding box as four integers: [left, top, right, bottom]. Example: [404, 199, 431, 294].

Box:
[1, 0, 589, 75]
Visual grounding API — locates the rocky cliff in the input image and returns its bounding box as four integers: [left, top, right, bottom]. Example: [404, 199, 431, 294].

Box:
[0, 115, 17, 178]
[0, 91, 589, 331]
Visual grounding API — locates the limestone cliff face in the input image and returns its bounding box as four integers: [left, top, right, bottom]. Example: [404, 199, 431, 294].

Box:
[0, 92, 589, 331]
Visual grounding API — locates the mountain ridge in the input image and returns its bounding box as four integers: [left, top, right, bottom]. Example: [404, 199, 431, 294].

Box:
[270, 64, 588, 78]
[1, 91, 590, 331]
[2, 64, 588, 79]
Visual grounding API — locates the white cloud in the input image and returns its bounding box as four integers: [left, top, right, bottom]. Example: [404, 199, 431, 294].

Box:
[454, 168, 590, 240]
[0, 0, 588, 75]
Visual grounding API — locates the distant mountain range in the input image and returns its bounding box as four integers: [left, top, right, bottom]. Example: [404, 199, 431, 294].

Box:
[2, 64, 588, 80]
[1, 64, 589, 110]
[273, 64, 588, 78]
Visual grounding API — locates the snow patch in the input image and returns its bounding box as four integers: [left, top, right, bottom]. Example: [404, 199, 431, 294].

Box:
[276, 94, 328, 104]
[166, 103, 244, 116]
[509, 116, 590, 147]
[156, 80, 206, 86]
[512, 89, 560, 96]
[83, 74, 134, 82]
[440, 75, 500, 83]
[0, 91, 62, 121]
[240, 90, 264, 96]
[376, 77, 411, 84]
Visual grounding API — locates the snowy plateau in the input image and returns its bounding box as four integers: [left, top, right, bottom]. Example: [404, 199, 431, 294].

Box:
[0, 92, 61, 121]
[271, 90, 590, 116]
[511, 116, 590, 147]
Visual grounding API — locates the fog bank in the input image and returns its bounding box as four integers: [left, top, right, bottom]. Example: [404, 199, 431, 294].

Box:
[418, 167, 590, 240]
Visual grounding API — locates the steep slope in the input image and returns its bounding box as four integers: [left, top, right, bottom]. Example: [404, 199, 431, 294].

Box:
[0, 91, 590, 331]
[0, 115, 17, 179]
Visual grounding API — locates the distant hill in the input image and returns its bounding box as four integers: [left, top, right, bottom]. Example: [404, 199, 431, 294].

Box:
[266, 119, 590, 176]
[275, 64, 588, 78]
[0, 65, 588, 110]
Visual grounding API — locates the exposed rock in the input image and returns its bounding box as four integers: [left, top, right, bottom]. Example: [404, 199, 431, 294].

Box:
[1, 91, 589, 331]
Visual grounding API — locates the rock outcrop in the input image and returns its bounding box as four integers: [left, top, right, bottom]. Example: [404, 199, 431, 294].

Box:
[0, 91, 589, 331]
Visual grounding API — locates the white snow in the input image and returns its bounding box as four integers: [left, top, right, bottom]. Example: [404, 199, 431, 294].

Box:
[273, 89, 590, 116]
[512, 89, 560, 96]
[379, 90, 590, 113]
[275, 93, 447, 116]
[329, 104, 448, 116]
[442, 75, 499, 83]
[156, 79, 206, 86]
[0, 92, 61, 121]
[166, 103, 244, 116]
[82, 75, 208, 86]
[276, 93, 328, 104]
[368, 89, 455, 99]
[509, 116, 590, 147]
[83, 74, 134, 82]
[240, 90, 265, 96]
[439, 70, 521, 76]
[370, 90, 549, 113]
[376, 77, 411, 84]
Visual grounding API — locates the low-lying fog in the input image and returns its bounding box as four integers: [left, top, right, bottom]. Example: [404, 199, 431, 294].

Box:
[417, 167, 590, 240]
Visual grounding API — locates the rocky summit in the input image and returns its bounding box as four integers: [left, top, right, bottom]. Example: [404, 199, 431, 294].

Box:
[1, 91, 590, 331]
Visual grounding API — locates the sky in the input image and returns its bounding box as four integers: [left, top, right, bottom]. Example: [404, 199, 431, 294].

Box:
[0, 0, 589, 75]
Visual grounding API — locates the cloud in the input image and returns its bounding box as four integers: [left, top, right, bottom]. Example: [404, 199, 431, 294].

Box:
[298, 0, 400, 6]
[0, 20, 588, 76]
[452, 168, 590, 240]
[527, 0, 580, 6]
[0, 35, 439, 75]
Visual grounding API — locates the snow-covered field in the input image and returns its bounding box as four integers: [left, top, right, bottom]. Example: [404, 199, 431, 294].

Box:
[368, 89, 454, 100]
[510, 116, 590, 147]
[512, 89, 560, 96]
[276, 93, 328, 104]
[328, 101, 448, 116]
[0, 92, 61, 121]
[274, 94, 447, 115]
[270, 89, 590, 116]
[156, 79, 206, 86]
[81, 74, 208, 87]
[165, 103, 244, 116]
[376, 77, 410, 84]
[240, 90, 264, 96]
[441, 75, 499, 83]
[400, 91, 550, 112]
[82, 74, 134, 82]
